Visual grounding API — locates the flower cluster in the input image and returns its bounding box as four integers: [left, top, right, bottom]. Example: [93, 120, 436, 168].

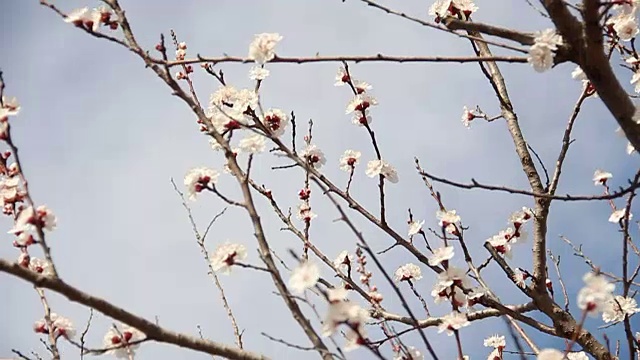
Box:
[210, 242, 247, 274]
[103, 324, 145, 359]
[436, 209, 461, 235]
[184, 167, 219, 201]
[485, 207, 532, 258]
[394, 263, 422, 282]
[322, 290, 370, 351]
[606, 3, 639, 41]
[335, 67, 377, 126]
[289, 261, 320, 294]
[484, 334, 506, 360]
[365, 159, 399, 183]
[33, 313, 76, 339]
[577, 272, 615, 316]
[428, 0, 478, 22]
[248, 33, 283, 64]
[527, 29, 563, 72]
[64, 6, 118, 32]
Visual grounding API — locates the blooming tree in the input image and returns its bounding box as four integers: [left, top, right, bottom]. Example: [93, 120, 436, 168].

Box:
[3, 0, 640, 360]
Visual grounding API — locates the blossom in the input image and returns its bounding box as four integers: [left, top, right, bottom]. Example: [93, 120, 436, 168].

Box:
[484, 334, 506, 349]
[428, 0, 478, 20]
[461, 106, 475, 128]
[602, 295, 639, 323]
[351, 112, 372, 126]
[210, 242, 247, 274]
[353, 80, 372, 94]
[528, 29, 563, 72]
[64, 7, 101, 31]
[248, 33, 283, 64]
[263, 108, 289, 137]
[346, 94, 378, 114]
[437, 311, 469, 335]
[335, 67, 350, 86]
[28, 258, 54, 277]
[577, 272, 615, 315]
[339, 150, 361, 171]
[571, 66, 587, 81]
[184, 167, 219, 201]
[393, 346, 423, 360]
[609, 208, 633, 223]
[593, 169, 613, 185]
[343, 326, 367, 351]
[428, 246, 454, 266]
[610, 14, 639, 41]
[394, 263, 422, 282]
[103, 325, 145, 358]
[297, 202, 317, 222]
[567, 353, 589, 360]
[322, 299, 369, 336]
[300, 144, 326, 169]
[513, 269, 527, 288]
[508, 207, 533, 226]
[327, 287, 349, 303]
[249, 66, 270, 80]
[238, 133, 266, 154]
[436, 210, 460, 235]
[9, 205, 57, 234]
[486, 234, 513, 258]
[537, 349, 563, 360]
[35, 313, 76, 339]
[528, 44, 555, 72]
[365, 159, 399, 183]
[408, 220, 425, 237]
[289, 261, 320, 294]
[333, 250, 353, 268]
[2, 96, 20, 116]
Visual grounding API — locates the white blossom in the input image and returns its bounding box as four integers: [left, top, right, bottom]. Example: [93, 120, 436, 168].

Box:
[289, 261, 320, 294]
[339, 150, 361, 171]
[263, 108, 289, 137]
[602, 295, 639, 323]
[437, 311, 469, 335]
[394, 263, 422, 282]
[102, 325, 145, 358]
[300, 144, 326, 169]
[346, 94, 378, 114]
[483, 334, 506, 348]
[249, 66, 270, 80]
[593, 169, 613, 185]
[184, 167, 219, 201]
[428, 246, 454, 266]
[577, 272, 615, 315]
[210, 242, 247, 274]
[238, 133, 266, 154]
[609, 208, 633, 223]
[28, 258, 54, 277]
[408, 220, 425, 237]
[248, 33, 283, 64]
[366, 159, 399, 183]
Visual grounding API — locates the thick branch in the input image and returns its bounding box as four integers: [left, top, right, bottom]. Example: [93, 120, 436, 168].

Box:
[0, 260, 267, 360]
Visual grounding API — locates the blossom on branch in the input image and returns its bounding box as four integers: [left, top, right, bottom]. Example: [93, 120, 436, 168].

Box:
[593, 169, 613, 185]
[365, 159, 399, 183]
[394, 263, 422, 282]
[437, 311, 469, 335]
[210, 242, 247, 274]
[428, 246, 454, 266]
[602, 295, 639, 323]
[527, 29, 563, 72]
[300, 144, 326, 169]
[577, 272, 615, 316]
[184, 167, 219, 201]
[103, 324, 145, 359]
[289, 261, 320, 294]
[248, 33, 283, 64]
[339, 150, 361, 171]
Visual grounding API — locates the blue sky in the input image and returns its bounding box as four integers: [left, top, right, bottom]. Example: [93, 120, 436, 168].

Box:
[1, 1, 639, 359]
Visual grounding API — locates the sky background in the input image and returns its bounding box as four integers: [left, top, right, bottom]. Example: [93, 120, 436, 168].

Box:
[1, 0, 639, 359]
